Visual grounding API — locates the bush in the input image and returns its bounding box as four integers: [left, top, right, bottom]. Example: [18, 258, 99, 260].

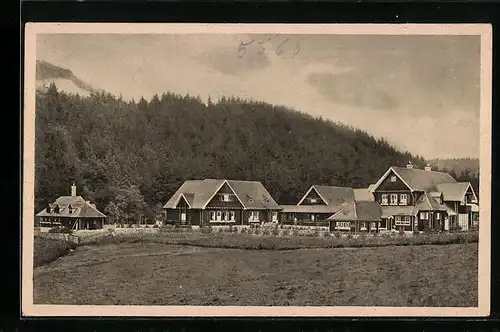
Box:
[398, 228, 405, 236]
[271, 228, 280, 236]
[253, 228, 261, 235]
[292, 229, 299, 237]
[323, 231, 330, 238]
[240, 227, 248, 234]
[200, 226, 213, 234]
[333, 232, 342, 239]
[48, 226, 72, 234]
[34, 236, 76, 267]
[282, 229, 290, 237]
[346, 233, 353, 239]
[262, 229, 271, 236]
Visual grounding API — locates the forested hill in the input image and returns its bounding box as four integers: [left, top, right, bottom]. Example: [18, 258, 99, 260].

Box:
[35, 83, 428, 219]
[429, 158, 479, 177]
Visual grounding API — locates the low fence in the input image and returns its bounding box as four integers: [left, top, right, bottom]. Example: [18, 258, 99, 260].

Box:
[35, 232, 81, 244]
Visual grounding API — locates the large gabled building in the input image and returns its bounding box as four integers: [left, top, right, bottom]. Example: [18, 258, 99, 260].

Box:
[369, 162, 479, 231]
[163, 179, 281, 226]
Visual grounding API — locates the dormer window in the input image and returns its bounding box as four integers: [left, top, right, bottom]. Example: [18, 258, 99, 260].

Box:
[46, 205, 51, 213]
[249, 198, 254, 203]
[68, 205, 73, 214]
[54, 205, 60, 213]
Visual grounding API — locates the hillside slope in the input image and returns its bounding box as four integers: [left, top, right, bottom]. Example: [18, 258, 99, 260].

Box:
[36, 60, 102, 97]
[34, 83, 428, 218]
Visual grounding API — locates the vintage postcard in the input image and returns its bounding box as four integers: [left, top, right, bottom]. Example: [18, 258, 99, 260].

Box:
[22, 23, 492, 317]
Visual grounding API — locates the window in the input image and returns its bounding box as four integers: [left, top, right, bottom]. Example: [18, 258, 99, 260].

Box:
[311, 214, 315, 221]
[216, 211, 222, 221]
[390, 176, 397, 182]
[435, 213, 440, 220]
[399, 194, 408, 205]
[381, 194, 388, 205]
[210, 211, 216, 221]
[310, 198, 317, 203]
[221, 194, 231, 202]
[271, 211, 278, 222]
[68, 205, 73, 214]
[420, 212, 429, 220]
[249, 211, 260, 222]
[390, 194, 398, 205]
[395, 216, 411, 226]
[336, 221, 350, 229]
[229, 211, 235, 221]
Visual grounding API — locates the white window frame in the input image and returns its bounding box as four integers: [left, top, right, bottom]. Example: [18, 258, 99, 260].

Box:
[221, 194, 231, 202]
[435, 212, 440, 220]
[249, 211, 260, 222]
[311, 214, 315, 221]
[399, 194, 408, 206]
[216, 211, 222, 222]
[381, 194, 388, 205]
[209, 211, 216, 221]
[310, 198, 317, 203]
[336, 221, 351, 229]
[390, 176, 397, 183]
[180, 211, 186, 221]
[420, 212, 429, 220]
[395, 216, 411, 226]
[390, 194, 398, 206]
[271, 211, 278, 222]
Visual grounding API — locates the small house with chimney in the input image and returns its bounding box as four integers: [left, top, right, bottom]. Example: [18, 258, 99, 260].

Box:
[35, 183, 106, 230]
[369, 162, 479, 232]
[163, 179, 282, 226]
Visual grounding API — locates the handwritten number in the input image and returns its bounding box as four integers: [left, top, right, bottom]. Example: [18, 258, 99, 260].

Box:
[239, 37, 301, 59]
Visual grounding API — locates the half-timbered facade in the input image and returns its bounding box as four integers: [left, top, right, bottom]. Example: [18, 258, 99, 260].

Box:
[35, 183, 106, 230]
[163, 179, 281, 226]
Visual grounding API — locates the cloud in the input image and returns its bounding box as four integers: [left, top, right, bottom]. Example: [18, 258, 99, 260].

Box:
[307, 72, 399, 111]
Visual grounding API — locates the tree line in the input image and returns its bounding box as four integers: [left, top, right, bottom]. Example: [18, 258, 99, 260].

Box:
[36, 83, 465, 223]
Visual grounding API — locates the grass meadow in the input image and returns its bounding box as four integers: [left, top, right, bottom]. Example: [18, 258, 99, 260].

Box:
[33, 231, 478, 307]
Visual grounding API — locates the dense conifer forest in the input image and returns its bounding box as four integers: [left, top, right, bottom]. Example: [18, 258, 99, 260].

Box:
[35, 83, 478, 222]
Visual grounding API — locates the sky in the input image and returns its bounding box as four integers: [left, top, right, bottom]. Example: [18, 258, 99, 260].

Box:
[36, 33, 481, 159]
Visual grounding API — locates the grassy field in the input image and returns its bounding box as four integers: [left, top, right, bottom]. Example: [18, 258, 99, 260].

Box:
[34, 241, 478, 307]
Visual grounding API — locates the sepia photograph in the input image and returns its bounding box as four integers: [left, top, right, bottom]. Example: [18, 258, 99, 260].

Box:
[22, 23, 492, 317]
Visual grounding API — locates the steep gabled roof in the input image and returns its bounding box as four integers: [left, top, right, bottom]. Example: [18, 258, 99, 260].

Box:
[299, 185, 355, 206]
[327, 201, 381, 221]
[435, 182, 476, 202]
[353, 188, 374, 201]
[372, 166, 457, 192]
[163, 179, 280, 210]
[380, 206, 417, 218]
[227, 180, 280, 210]
[414, 192, 448, 211]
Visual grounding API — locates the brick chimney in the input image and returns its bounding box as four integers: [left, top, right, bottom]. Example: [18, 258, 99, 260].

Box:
[424, 163, 432, 171]
[406, 161, 414, 169]
[71, 183, 77, 197]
